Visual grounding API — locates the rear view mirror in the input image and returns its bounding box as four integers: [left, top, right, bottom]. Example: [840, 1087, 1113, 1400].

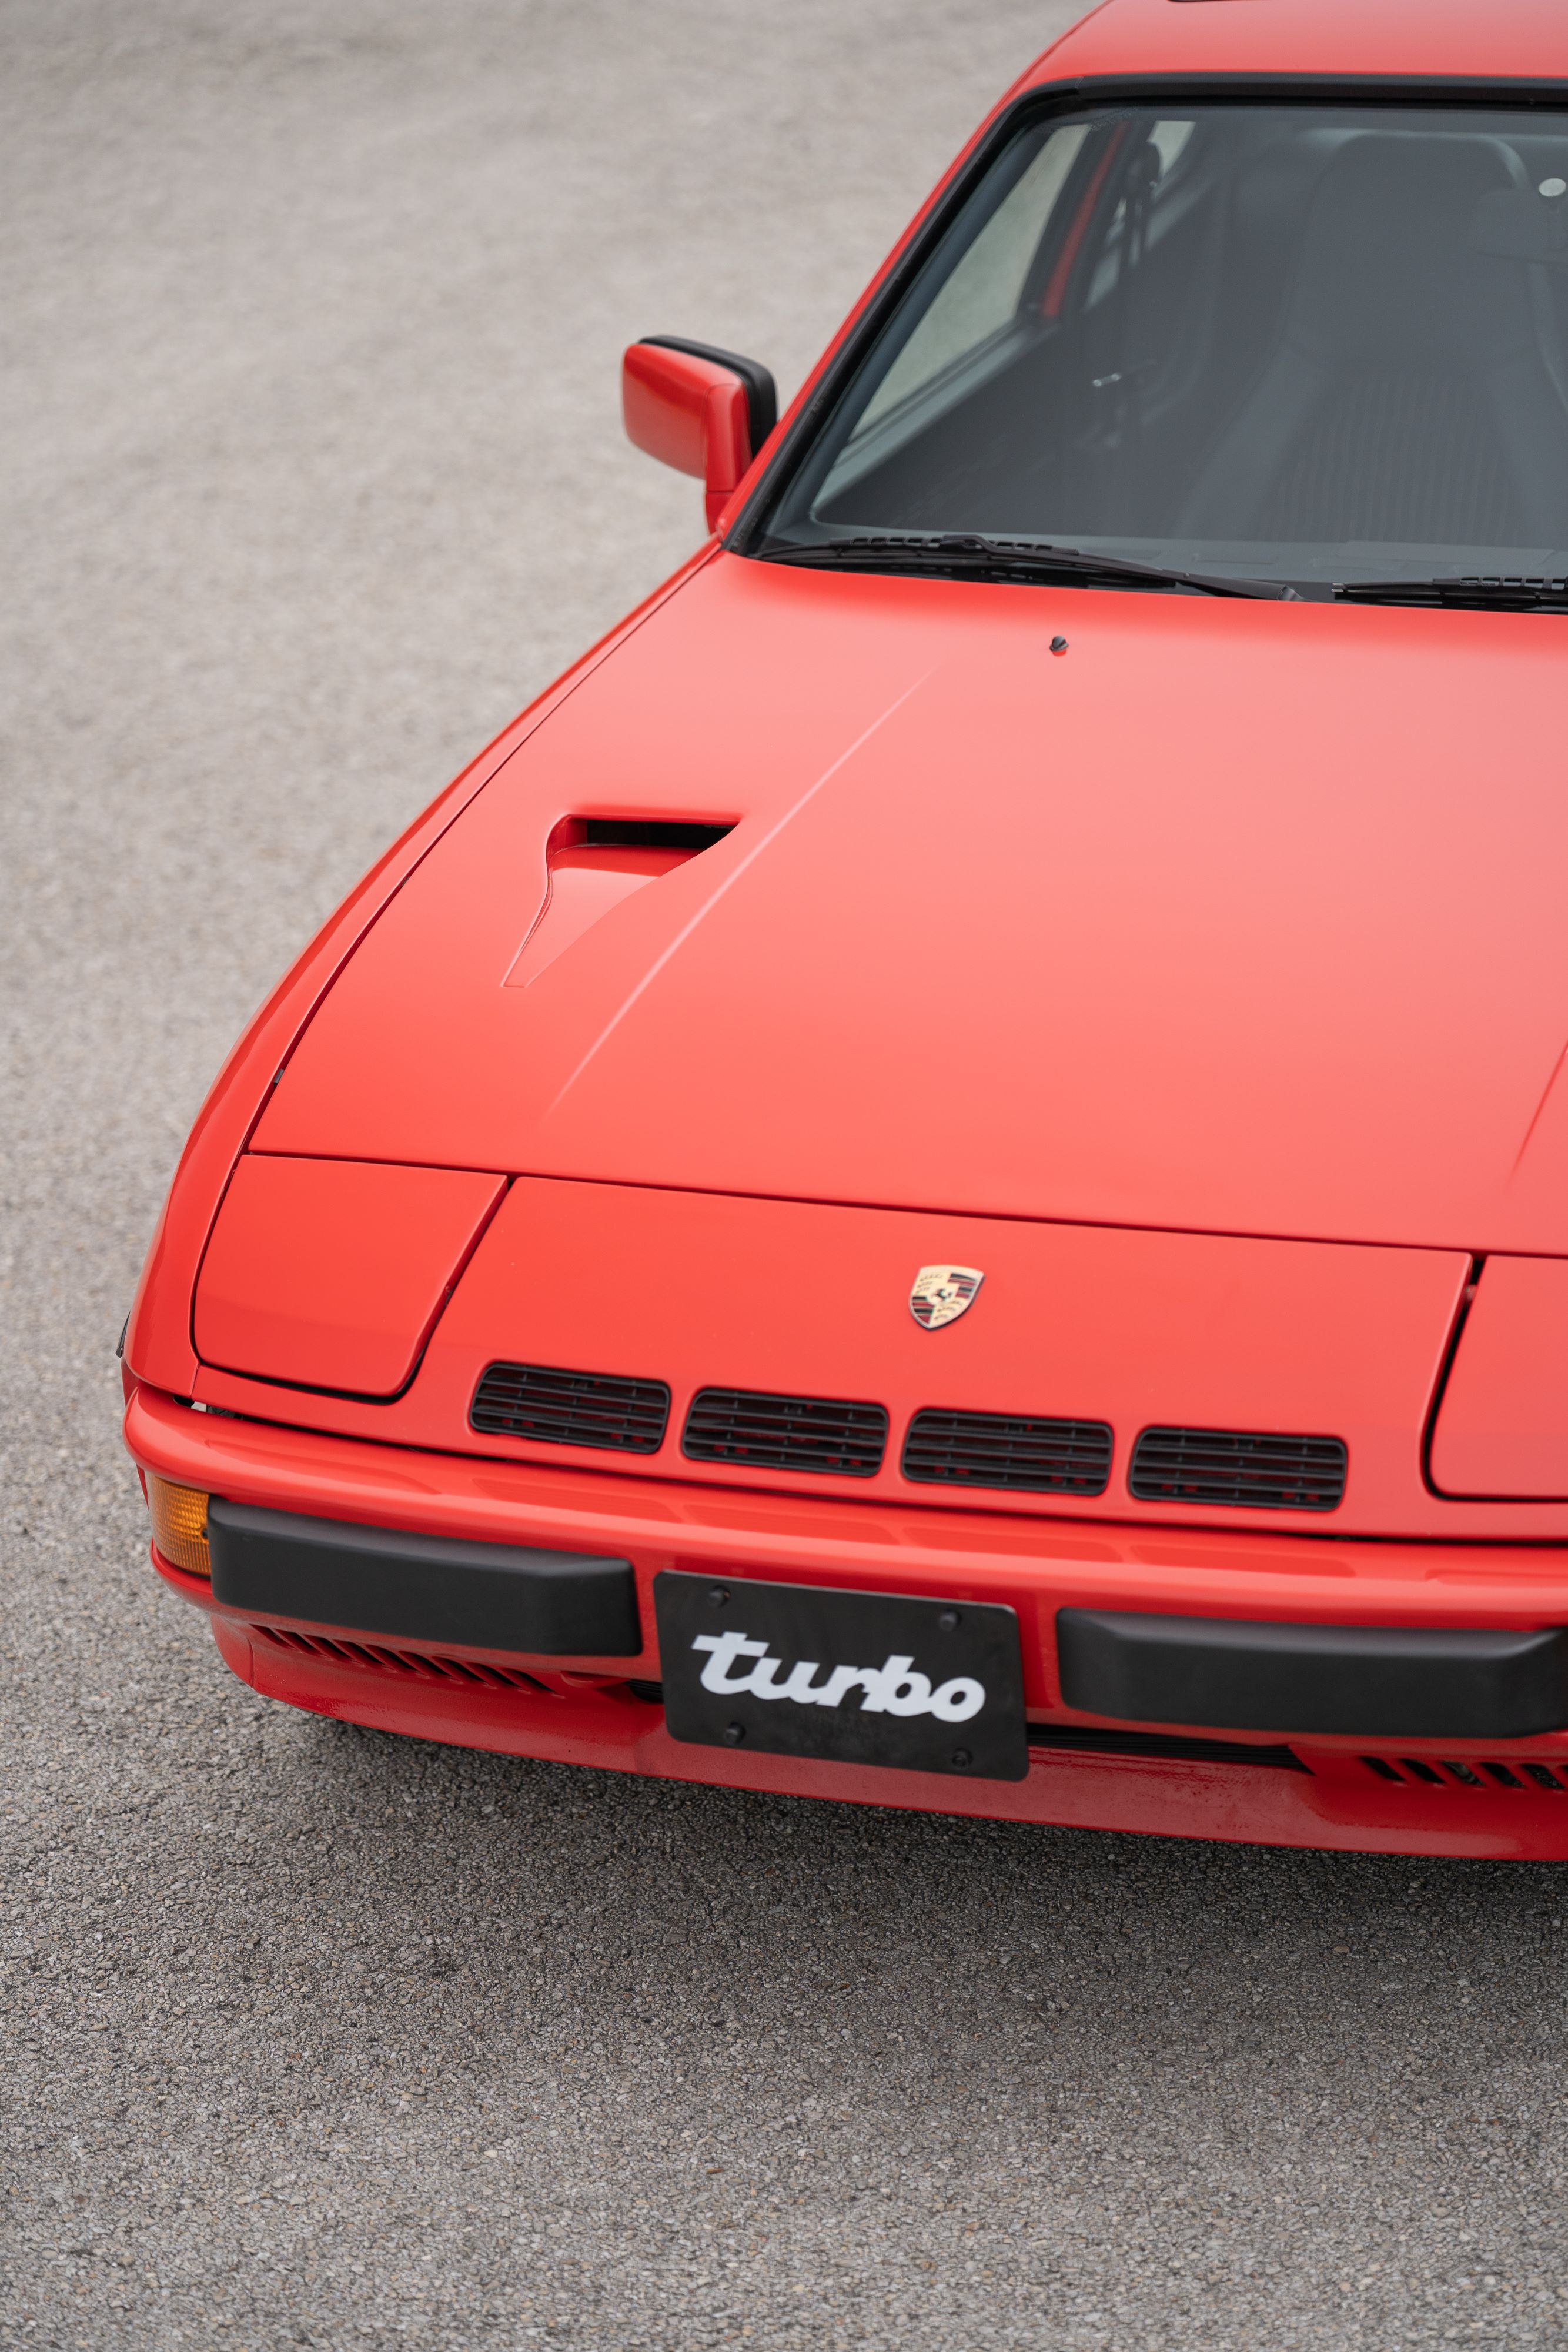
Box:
[623, 337, 778, 532]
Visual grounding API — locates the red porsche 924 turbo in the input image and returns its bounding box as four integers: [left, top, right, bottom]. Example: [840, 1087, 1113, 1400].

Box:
[124, 0, 1568, 1859]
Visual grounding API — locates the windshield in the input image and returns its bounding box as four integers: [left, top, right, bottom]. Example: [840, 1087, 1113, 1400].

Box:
[754, 101, 1568, 592]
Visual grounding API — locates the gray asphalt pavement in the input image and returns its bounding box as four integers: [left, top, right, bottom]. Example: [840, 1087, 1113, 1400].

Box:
[4, 5, 1568, 2347]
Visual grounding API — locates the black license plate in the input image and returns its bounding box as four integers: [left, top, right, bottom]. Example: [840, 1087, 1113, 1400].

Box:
[654, 1571, 1028, 1782]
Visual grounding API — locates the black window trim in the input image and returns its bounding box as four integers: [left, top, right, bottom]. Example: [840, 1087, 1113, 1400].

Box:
[724, 69, 1568, 561]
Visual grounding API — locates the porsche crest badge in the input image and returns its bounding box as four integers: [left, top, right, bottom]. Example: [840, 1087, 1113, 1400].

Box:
[909, 1265, 985, 1330]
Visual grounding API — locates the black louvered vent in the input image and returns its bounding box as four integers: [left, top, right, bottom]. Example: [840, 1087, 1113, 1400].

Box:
[903, 1408, 1112, 1496]
[682, 1388, 887, 1477]
[1129, 1426, 1347, 1511]
[253, 1624, 557, 1694]
[1362, 1754, 1567, 1792]
[470, 1362, 669, 1453]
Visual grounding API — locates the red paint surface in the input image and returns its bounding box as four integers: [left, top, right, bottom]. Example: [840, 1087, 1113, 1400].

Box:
[251, 559, 1568, 1266]
[1029, 0, 1568, 85]
[622, 343, 752, 532]
[506, 845, 686, 991]
[1432, 1257, 1568, 1499]
[193, 1157, 506, 1396]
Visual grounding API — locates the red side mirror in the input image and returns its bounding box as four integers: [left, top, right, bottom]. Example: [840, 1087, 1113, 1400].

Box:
[622, 338, 778, 534]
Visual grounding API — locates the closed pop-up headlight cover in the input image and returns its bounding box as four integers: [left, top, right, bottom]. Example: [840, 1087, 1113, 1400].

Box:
[1430, 1256, 1568, 1499]
[193, 1156, 506, 1398]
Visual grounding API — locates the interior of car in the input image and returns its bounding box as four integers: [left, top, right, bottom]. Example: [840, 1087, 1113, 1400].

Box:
[793, 104, 1568, 578]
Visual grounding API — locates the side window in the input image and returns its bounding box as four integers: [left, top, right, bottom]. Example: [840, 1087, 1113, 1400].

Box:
[1079, 118, 1198, 312]
[853, 125, 1090, 434]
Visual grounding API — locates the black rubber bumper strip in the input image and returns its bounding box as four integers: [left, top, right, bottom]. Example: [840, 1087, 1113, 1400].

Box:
[208, 1500, 641, 1658]
[1056, 1609, 1568, 1740]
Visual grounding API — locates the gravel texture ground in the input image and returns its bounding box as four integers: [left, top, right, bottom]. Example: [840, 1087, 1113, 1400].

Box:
[4, 4, 1568, 2347]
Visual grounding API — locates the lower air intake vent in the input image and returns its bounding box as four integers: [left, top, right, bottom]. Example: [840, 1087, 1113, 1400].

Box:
[253, 1625, 555, 1693]
[683, 1388, 887, 1476]
[1129, 1426, 1347, 1511]
[470, 1362, 670, 1453]
[1363, 1753, 1567, 1792]
[1029, 1724, 1309, 1770]
[904, 1408, 1112, 1495]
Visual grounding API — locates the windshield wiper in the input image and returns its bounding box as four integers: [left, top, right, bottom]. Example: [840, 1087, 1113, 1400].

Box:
[1335, 575, 1568, 610]
[758, 533, 1300, 602]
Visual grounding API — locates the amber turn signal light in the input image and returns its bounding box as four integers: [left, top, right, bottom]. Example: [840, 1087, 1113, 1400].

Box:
[147, 1474, 211, 1578]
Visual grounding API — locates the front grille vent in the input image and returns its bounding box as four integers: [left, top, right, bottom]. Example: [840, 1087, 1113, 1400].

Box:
[1363, 1753, 1567, 1792]
[682, 1387, 887, 1477]
[253, 1625, 555, 1693]
[1129, 1426, 1347, 1511]
[470, 1361, 670, 1453]
[904, 1408, 1112, 1495]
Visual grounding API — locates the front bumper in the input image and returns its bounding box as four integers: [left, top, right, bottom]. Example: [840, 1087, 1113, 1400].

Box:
[126, 1382, 1568, 1858]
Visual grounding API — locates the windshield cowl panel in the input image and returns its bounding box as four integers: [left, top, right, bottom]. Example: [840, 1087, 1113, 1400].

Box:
[756, 531, 1308, 600]
[753, 96, 1568, 606]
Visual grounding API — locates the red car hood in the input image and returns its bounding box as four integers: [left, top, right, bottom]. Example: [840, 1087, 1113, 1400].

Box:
[255, 553, 1568, 1254]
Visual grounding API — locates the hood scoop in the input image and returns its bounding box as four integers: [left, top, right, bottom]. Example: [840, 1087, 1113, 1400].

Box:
[504, 815, 734, 991]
